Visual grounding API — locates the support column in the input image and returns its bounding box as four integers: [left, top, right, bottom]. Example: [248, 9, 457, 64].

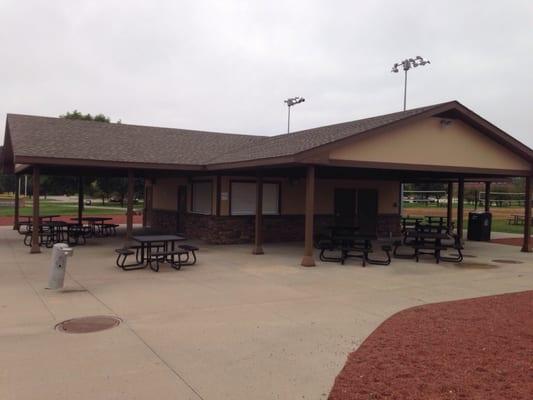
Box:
[484, 181, 491, 213]
[252, 175, 264, 255]
[30, 167, 41, 254]
[126, 169, 134, 240]
[77, 176, 84, 224]
[446, 182, 453, 229]
[521, 175, 531, 252]
[301, 166, 316, 267]
[142, 178, 149, 228]
[457, 177, 465, 240]
[13, 175, 20, 230]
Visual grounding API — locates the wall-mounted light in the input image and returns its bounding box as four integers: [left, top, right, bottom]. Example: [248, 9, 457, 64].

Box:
[440, 119, 453, 128]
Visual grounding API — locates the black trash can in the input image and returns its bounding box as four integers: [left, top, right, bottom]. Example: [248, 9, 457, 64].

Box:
[467, 212, 492, 241]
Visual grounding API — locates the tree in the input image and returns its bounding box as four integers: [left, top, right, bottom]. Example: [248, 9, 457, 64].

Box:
[0, 173, 16, 193]
[61, 110, 111, 123]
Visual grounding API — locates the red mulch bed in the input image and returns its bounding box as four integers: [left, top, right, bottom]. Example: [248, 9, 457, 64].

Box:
[491, 237, 528, 248]
[329, 291, 533, 400]
[0, 214, 142, 226]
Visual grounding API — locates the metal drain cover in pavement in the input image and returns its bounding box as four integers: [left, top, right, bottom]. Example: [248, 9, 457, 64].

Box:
[455, 262, 500, 269]
[55, 316, 121, 334]
[492, 259, 524, 264]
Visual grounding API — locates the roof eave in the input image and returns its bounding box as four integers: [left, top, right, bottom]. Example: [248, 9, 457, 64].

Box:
[205, 155, 298, 171]
[294, 101, 533, 165]
[13, 155, 205, 172]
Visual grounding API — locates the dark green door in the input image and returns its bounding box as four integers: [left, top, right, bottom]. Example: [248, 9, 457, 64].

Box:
[357, 189, 378, 234]
[334, 189, 357, 227]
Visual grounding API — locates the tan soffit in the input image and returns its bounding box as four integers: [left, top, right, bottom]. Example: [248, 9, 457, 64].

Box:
[328, 117, 531, 172]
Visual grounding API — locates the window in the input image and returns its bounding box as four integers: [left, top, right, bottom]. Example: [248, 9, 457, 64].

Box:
[191, 181, 212, 215]
[230, 181, 280, 215]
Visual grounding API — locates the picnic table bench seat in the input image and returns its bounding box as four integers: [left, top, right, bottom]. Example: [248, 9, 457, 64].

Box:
[103, 223, 119, 236]
[114, 247, 146, 271]
[148, 250, 188, 272]
[178, 244, 199, 265]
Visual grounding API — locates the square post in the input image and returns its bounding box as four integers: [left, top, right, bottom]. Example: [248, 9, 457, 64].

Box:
[521, 175, 531, 252]
[77, 176, 84, 224]
[252, 174, 264, 255]
[301, 166, 316, 267]
[484, 181, 491, 213]
[142, 178, 148, 228]
[30, 167, 41, 254]
[13, 175, 20, 230]
[457, 177, 465, 240]
[446, 182, 453, 229]
[126, 169, 134, 240]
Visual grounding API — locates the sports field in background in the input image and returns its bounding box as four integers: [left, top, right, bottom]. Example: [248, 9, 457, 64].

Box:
[0, 198, 135, 217]
[403, 204, 526, 234]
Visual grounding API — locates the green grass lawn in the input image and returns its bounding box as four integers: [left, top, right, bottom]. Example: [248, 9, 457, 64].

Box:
[491, 219, 525, 235]
[0, 200, 130, 217]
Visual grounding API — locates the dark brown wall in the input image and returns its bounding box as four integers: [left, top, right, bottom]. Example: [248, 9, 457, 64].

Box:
[152, 209, 400, 244]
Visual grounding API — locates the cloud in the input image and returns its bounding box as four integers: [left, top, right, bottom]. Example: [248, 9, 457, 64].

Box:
[0, 0, 531, 146]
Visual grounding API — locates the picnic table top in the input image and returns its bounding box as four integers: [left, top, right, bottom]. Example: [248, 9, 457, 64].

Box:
[132, 234, 186, 243]
[415, 231, 451, 240]
[333, 233, 377, 241]
[20, 214, 60, 220]
[70, 217, 114, 222]
[42, 220, 68, 226]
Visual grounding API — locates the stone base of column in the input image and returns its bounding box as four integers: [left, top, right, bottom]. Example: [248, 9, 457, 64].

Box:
[252, 246, 264, 255]
[300, 255, 315, 267]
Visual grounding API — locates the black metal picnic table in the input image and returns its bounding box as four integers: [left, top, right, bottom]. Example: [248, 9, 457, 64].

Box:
[132, 234, 187, 265]
[20, 214, 60, 223]
[18, 214, 60, 234]
[70, 216, 113, 237]
[319, 230, 384, 266]
[411, 231, 455, 262]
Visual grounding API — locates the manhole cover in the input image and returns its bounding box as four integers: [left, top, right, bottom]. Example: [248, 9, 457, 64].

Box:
[55, 315, 121, 334]
[491, 259, 524, 264]
[454, 262, 499, 270]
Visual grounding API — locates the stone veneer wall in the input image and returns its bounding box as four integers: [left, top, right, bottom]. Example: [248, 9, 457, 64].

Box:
[151, 209, 400, 244]
[150, 209, 178, 233]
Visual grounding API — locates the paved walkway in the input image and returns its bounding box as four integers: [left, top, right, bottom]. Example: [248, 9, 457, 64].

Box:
[1, 227, 531, 399]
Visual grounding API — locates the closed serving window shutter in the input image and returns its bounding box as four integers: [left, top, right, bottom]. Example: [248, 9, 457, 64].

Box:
[231, 182, 280, 215]
[262, 183, 279, 215]
[192, 182, 212, 214]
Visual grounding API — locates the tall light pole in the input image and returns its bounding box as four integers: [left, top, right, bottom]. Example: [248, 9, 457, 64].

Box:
[391, 56, 430, 111]
[284, 96, 305, 133]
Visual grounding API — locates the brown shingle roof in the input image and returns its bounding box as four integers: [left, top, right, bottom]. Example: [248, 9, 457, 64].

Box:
[6, 114, 268, 166]
[4, 100, 531, 170]
[206, 103, 447, 164]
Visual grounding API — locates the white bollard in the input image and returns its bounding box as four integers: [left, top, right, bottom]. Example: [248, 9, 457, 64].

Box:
[47, 243, 73, 290]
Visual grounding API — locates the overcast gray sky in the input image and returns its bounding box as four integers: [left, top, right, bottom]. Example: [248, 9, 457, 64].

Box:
[1, 0, 532, 146]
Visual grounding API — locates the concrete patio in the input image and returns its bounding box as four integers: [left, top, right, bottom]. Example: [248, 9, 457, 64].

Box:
[1, 226, 531, 400]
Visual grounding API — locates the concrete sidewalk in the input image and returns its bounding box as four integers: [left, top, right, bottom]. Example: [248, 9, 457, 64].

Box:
[1, 227, 531, 399]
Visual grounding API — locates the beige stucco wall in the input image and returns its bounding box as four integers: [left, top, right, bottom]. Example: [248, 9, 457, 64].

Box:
[283, 179, 398, 215]
[153, 176, 218, 213]
[153, 175, 399, 216]
[152, 177, 184, 211]
[218, 176, 399, 216]
[329, 117, 531, 171]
